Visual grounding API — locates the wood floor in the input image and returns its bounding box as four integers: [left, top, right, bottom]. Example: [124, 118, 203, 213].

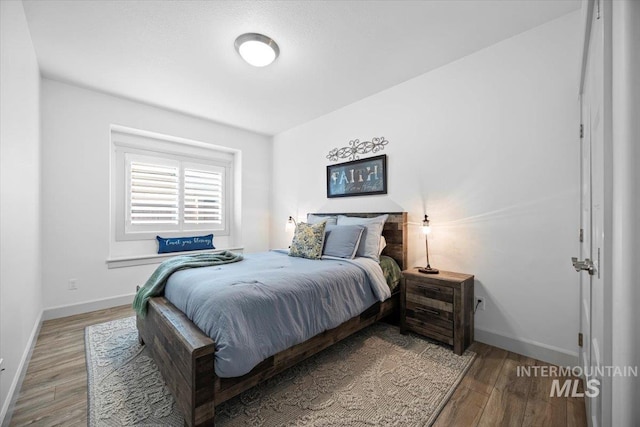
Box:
[433, 344, 588, 427]
[9, 306, 588, 426]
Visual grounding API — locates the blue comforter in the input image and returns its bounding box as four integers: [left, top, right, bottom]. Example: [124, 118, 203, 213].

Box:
[164, 250, 390, 378]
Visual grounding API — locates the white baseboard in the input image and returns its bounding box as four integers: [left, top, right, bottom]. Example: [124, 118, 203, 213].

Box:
[42, 293, 135, 321]
[0, 311, 43, 427]
[475, 327, 579, 367]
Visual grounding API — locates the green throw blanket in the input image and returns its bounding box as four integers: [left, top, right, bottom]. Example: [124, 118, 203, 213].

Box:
[379, 255, 403, 292]
[133, 251, 243, 317]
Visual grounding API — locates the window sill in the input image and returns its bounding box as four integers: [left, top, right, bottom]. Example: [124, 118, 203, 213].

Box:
[106, 247, 244, 269]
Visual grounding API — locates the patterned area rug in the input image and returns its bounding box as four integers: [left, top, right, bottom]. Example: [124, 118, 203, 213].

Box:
[86, 317, 475, 426]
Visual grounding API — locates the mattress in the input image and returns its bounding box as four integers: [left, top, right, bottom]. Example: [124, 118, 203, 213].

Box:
[164, 250, 391, 378]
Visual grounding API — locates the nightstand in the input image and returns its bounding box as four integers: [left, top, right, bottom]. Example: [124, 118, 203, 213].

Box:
[400, 269, 474, 355]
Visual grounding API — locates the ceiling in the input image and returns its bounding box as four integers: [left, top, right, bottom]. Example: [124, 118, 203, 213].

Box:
[23, 0, 580, 135]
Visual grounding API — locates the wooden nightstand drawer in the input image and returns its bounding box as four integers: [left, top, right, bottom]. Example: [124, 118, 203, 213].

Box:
[405, 300, 454, 325]
[405, 317, 454, 345]
[400, 269, 474, 355]
[405, 292, 453, 314]
[405, 280, 453, 304]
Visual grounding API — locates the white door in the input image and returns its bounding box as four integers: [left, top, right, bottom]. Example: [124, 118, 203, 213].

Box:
[579, 95, 595, 424]
[577, 2, 606, 426]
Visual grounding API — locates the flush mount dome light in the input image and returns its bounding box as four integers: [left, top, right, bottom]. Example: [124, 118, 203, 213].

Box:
[234, 33, 279, 67]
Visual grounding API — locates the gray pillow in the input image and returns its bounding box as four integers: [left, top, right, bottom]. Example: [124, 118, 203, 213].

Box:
[307, 214, 338, 226]
[336, 214, 389, 261]
[323, 225, 365, 259]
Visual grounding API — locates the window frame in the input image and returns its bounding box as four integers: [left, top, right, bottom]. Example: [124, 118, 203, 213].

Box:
[112, 127, 234, 242]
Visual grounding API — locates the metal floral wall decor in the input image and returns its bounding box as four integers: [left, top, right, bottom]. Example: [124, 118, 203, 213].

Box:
[326, 137, 389, 162]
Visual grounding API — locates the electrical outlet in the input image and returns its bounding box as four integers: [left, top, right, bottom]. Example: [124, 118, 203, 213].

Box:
[68, 278, 78, 291]
[475, 296, 485, 312]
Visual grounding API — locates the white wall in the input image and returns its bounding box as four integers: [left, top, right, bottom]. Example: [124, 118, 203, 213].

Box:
[272, 12, 581, 364]
[40, 80, 271, 311]
[0, 0, 43, 422]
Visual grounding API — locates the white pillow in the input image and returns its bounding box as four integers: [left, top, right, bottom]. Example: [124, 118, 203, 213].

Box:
[336, 214, 389, 261]
[307, 214, 338, 226]
[378, 235, 387, 256]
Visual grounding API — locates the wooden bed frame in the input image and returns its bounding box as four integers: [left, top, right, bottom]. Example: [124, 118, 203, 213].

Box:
[136, 212, 407, 426]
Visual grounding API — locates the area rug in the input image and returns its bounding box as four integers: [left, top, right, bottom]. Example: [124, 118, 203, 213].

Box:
[86, 317, 475, 426]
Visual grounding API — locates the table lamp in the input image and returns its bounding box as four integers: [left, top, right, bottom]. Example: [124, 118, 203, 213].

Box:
[419, 214, 439, 274]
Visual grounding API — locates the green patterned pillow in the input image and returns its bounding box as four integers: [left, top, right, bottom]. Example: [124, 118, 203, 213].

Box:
[289, 222, 327, 260]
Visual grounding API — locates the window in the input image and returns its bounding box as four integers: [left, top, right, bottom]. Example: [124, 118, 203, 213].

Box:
[112, 127, 233, 241]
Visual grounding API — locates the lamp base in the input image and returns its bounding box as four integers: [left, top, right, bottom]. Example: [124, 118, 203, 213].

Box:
[418, 267, 439, 274]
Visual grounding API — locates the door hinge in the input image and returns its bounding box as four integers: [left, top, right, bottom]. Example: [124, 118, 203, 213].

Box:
[579, 228, 584, 242]
[578, 332, 583, 347]
[580, 124, 584, 138]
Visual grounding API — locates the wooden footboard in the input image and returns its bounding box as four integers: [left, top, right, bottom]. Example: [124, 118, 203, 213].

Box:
[137, 297, 216, 426]
[137, 292, 399, 427]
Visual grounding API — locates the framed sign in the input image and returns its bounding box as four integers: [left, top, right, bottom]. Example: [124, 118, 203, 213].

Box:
[326, 154, 387, 198]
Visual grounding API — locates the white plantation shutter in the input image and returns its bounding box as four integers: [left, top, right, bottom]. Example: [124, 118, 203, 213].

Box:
[113, 128, 232, 241]
[184, 167, 224, 225]
[129, 162, 179, 225]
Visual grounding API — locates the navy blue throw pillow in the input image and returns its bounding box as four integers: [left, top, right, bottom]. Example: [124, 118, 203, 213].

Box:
[156, 234, 215, 254]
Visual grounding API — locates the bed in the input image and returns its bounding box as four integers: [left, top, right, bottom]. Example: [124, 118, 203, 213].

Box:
[136, 212, 407, 426]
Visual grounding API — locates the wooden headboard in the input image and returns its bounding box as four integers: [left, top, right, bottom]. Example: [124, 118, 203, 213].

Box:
[308, 212, 408, 271]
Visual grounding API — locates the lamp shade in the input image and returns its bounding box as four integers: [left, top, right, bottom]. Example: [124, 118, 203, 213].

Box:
[422, 215, 431, 235]
[285, 216, 297, 232]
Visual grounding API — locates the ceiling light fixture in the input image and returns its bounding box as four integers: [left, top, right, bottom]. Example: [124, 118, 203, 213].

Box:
[234, 33, 280, 67]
